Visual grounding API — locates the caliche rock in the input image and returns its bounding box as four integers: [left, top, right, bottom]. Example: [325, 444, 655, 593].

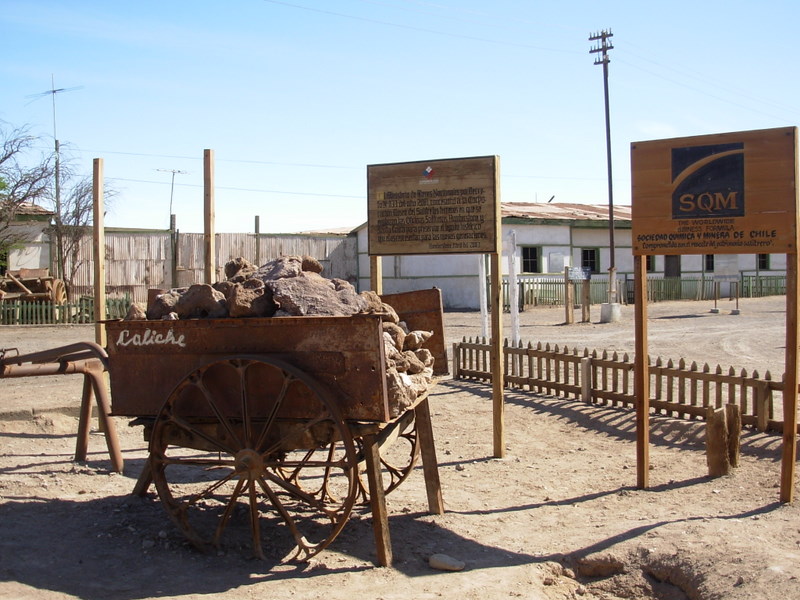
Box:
[382, 322, 406, 352]
[124, 302, 147, 321]
[429, 553, 466, 572]
[175, 284, 228, 319]
[404, 330, 433, 351]
[301, 255, 324, 274]
[254, 255, 305, 282]
[268, 272, 366, 317]
[224, 257, 257, 282]
[146, 288, 185, 320]
[386, 368, 418, 418]
[414, 348, 435, 368]
[226, 283, 277, 318]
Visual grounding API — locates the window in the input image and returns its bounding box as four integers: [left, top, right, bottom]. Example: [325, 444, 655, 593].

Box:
[705, 254, 714, 272]
[757, 254, 770, 270]
[521, 247, 541, 273]
[646, 255, 655, 272]
[581, 248, 599, 274]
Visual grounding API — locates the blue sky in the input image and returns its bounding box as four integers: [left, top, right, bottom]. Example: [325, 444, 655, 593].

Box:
[2, 1, 798, 233]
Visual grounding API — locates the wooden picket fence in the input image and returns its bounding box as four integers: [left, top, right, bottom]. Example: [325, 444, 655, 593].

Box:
[453, 337, 788, 434]
[0, 297, 132, 325]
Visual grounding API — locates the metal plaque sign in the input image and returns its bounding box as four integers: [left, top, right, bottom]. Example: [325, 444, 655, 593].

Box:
[631, 127, 798, 255]
[568, 267, 592, 281]
[367, 156, 500, 255]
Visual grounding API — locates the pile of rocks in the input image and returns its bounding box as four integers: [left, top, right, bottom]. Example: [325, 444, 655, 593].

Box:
[125, 255, 434, 416]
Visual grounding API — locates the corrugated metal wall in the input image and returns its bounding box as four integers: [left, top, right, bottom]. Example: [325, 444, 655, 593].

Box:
[66, 230, 358, 303]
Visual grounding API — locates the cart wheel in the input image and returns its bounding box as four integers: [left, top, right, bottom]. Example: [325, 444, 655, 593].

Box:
[355, 409, 420, 501]
[50, 279, 67, 305]
[148, 356, 358, 562]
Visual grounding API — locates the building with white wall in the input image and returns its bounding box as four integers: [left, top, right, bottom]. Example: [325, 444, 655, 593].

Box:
[5, 202, 784, 308]
[355, 202, 784, 309]
[2, 202, 53, 273]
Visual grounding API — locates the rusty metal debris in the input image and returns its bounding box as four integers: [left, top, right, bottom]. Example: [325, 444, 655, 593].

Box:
[0, 268, 67, 304]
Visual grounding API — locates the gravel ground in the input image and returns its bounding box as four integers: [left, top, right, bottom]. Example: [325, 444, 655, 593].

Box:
[0, 297, 798, 600]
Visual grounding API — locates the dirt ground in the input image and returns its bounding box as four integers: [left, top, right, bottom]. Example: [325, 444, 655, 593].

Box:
[1, 296, 798, 600]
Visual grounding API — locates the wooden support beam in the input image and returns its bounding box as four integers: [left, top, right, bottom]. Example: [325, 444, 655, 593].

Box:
[415, 397, 444, 514]
[362, 433, 392, 567]
[781, 252, 798, 502]
[92, 158, 106, 347]
[490, 251, 504, 458]
[633, 254, 650, 489]
[204, 149, 215, 285]
[370, 255, 383, 294]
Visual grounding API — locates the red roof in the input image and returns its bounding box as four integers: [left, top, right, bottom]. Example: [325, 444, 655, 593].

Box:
[15, 202, 54, 217]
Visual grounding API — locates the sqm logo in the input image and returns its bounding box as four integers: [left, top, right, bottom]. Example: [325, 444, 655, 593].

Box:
[671, 142, 745, 219]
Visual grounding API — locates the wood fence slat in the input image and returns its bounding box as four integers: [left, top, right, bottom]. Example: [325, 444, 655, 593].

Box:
[452, 337, 792, 434]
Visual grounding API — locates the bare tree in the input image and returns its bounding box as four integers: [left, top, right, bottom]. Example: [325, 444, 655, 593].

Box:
[48, 174, 106, 300]
[48, 146, 117, 299]
[0, 123, 54, 268]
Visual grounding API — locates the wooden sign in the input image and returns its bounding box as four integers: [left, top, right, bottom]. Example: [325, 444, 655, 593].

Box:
[631, 127, 798, 255]
[367, 156, 500, 255]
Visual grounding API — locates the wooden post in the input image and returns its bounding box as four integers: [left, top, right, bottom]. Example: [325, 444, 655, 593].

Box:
[203, 149, 215, 284]
[362, 433, 392, 567]
[452, 342, 461, 379]
[726, 403, 741, 468]
[781, 252, 799, 502]
[706, 407, 730, 477]
[370, 255, 383, 294]
[581, 279, 591, 322]
[414, 397, 444, 514]
[490, 251, 504, 458]
[580, 357, 592, 402]
[92, 158, 106, 347]
[755, 381, 770, 433]
[74, 375, 94, 463]
[170, 214, 178, 289]
[633, 254, 650, 488]
[564, 267, 574, 324]
[254, 215, 261, 267]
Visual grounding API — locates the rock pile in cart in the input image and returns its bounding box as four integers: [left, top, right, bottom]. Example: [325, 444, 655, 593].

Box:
[125, 255, 435, 416]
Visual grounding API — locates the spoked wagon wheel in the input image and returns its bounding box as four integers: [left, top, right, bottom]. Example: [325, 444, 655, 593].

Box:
[50, 279, 67, 305]
[148, 356, 358, 562]
[355, 409, 420, 502]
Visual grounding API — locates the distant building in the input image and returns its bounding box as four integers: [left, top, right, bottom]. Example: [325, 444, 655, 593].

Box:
[2, 202, 54, 274]
[3, 202, 784, 307]
[355, 202, 784, 309]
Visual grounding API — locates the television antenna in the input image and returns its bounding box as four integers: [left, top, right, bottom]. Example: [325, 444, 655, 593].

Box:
[26, 75, 84, 141]
[26, 75, 83, 279]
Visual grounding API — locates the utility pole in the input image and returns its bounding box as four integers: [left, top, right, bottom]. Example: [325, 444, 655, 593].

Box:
[156, 168, 188, 228]
[590, 29, 620, 321]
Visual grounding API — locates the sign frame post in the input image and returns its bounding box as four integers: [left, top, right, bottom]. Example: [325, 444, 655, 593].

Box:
[367, 156, 505, 457]
[631, 127, 798, 500]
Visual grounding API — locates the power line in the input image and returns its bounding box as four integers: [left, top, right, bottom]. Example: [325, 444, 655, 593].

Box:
[263, 0, 577, 54]
[75, 148, 361, 170]
[109, 177, 363, 199]
[613, 54, 800, 124]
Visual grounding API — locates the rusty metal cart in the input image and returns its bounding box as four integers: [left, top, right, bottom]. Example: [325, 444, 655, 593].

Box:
[105, 288, 447, 565]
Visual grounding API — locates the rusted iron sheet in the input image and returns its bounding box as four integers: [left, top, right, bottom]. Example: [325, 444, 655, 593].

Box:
[380, 288, 449, 376]
[105, 314, 389, 421]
